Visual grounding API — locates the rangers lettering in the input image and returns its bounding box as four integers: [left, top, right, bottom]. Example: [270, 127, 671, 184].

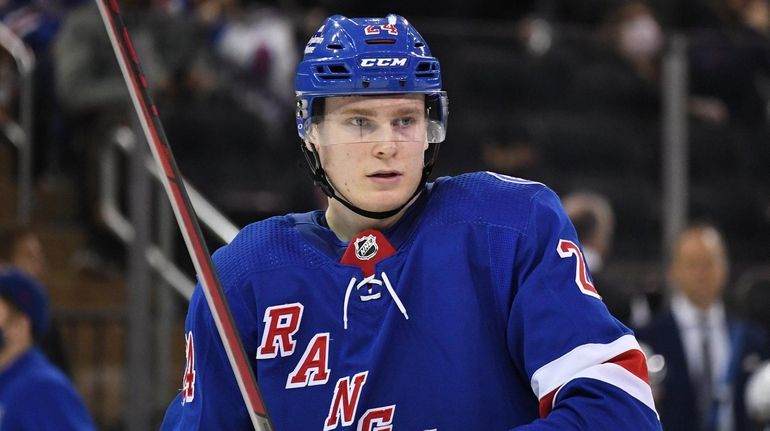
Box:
[357, 405, 396, 431]
[324, 371, 369, 430]
[256, 303, 304, 359]
[286, 333, 331, 389]
[557, 240, 601, 299]
[360, 58, 408, 68]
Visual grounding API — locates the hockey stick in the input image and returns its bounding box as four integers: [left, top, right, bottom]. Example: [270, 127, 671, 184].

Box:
[95, 1, 274, 429]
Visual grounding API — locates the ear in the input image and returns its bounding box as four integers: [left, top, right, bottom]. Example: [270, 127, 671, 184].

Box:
[5, 311, 33, 342]
[304, 139, 324, 155]
[22, 314, 33, 335]
[304, 124, 322, 151]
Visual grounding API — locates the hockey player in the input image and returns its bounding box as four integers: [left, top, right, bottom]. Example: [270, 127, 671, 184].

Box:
[161, 14, 662, 430]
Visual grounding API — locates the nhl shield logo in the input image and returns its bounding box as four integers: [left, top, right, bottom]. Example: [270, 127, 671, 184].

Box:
[354, 234, 378, 261]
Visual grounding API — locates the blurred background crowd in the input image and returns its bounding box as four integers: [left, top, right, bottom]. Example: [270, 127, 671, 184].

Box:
[1, 0, 770, 429]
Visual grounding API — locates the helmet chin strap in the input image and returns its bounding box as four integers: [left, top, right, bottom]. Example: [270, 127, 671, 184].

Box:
[302, 142, 439, 220]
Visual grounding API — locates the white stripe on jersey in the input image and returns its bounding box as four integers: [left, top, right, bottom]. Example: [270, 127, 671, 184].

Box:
[530, 334, 657, 415]
[552, 362, 658, 417]
[531, 334, 640, 397]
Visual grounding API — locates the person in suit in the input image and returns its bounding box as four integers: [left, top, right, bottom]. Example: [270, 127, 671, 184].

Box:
[636, 223, 770, 431]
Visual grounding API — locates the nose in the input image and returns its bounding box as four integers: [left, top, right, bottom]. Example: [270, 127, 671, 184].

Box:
[371, 137, 398, 159]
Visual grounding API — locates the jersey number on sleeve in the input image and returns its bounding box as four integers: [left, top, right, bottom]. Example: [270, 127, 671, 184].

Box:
[182, 331, 196, 403]
[557, 239, 601, 299]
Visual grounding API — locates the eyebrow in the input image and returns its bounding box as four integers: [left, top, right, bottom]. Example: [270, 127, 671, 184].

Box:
[338, 107, 378, 116]
[337, 106, 424, 117]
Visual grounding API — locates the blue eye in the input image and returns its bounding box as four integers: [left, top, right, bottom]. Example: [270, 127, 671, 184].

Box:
[394, 117, 416, 127]
[349, 117, 370, 127]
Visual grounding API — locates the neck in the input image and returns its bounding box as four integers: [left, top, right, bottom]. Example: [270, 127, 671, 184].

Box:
[325, 197, 415, 242]
[0, 339, 32, 372]
[690, 297, 718, 313]
[676, 290, 718, 314]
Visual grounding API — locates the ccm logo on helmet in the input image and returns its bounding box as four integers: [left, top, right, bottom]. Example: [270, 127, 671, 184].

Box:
[360, 58, 408, 67]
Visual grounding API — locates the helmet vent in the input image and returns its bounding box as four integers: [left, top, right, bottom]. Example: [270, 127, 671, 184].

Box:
[315, 63, 352, 80]
[414, 42, 424, 48]
[415, 61, 439, 78]
[328, 65, 349, 73]
[365, 38, 396, 44]
[326, 43, 343, 50]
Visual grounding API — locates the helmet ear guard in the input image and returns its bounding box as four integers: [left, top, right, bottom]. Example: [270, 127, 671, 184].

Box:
[426, 92, 449, 143]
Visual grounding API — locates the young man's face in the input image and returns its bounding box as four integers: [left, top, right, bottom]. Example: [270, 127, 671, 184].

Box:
[308, 94, 429, 213]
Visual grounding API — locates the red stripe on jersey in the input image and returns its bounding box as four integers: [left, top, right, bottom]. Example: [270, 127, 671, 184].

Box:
[538, 348, 650, 417]
[606, 349, 649, 384]
[539, 388, 559, 417]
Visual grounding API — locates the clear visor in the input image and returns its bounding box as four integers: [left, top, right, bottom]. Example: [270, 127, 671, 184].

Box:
[301, 92, 447, 146]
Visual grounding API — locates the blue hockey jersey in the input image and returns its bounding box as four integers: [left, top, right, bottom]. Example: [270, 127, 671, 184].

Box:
[0, 348, 96, 431]
[161, 172, 661, 430]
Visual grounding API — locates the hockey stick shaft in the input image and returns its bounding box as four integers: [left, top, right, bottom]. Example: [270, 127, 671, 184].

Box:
[95, 1, 273, 429]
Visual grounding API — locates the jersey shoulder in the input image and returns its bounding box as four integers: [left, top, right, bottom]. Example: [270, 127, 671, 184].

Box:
[210, 215, 326, 288]
[428, 171, 556, 230]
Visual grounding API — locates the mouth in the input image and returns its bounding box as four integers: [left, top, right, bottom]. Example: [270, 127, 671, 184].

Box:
[367, 170, 401, 179]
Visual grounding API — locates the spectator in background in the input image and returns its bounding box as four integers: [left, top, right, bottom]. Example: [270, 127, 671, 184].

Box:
[0, 224, 45, 279]
[577, 0, 664, 115]
[688, 0, 770, 184]
[53, 0, 200, 274]
[0, 269, 95, 430]
[567, 0, 662, 176]
[562, 191, 658, 328]
[562, 191, 615, 274]
[210, 1, 298, 139]
[530, 0, 665, 186]
[0, 224, 69, 373]
[636, 223, 770, 431]
[0, 0, 76, 179]
[160, 0, 316, 219]
[562, 192, 632, 326]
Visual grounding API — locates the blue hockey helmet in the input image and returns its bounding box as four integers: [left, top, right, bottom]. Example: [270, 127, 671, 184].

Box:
[295, 14, 448, 144]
